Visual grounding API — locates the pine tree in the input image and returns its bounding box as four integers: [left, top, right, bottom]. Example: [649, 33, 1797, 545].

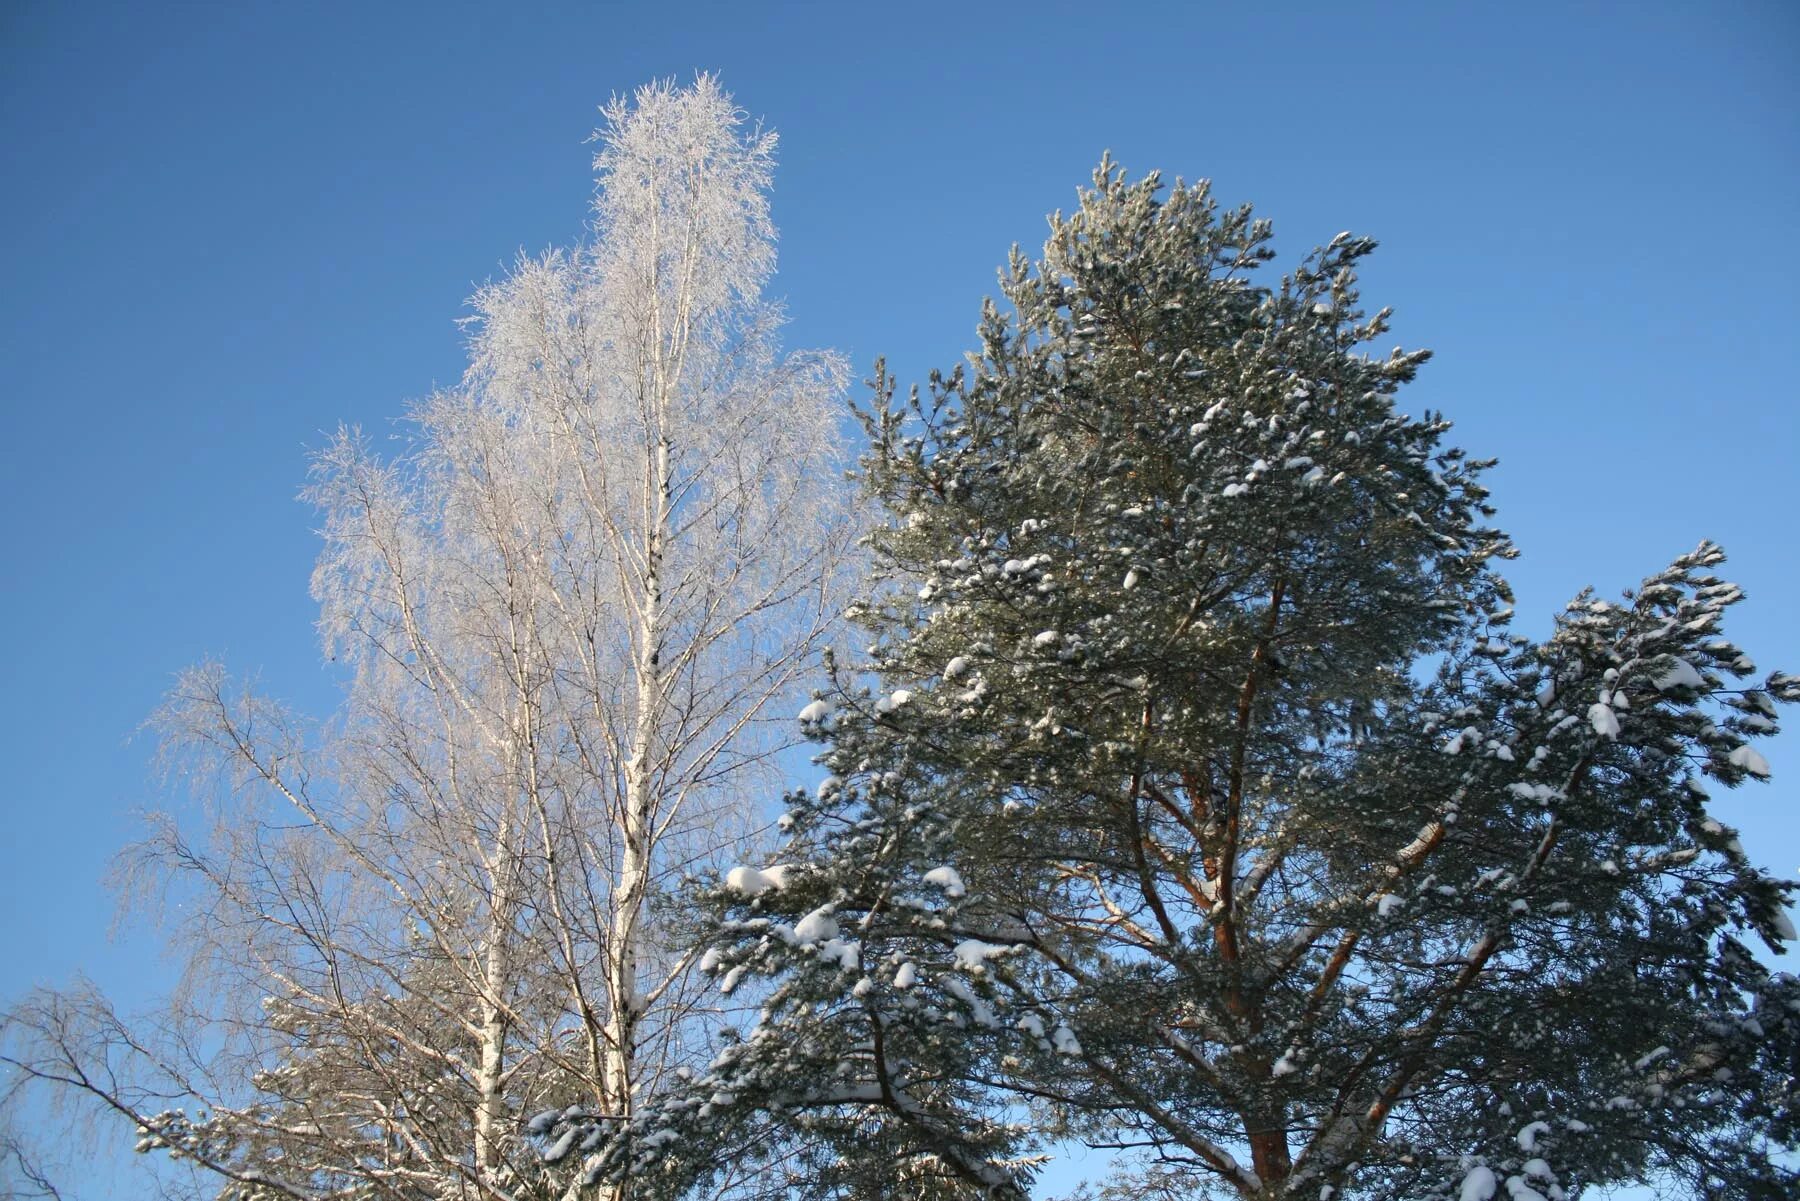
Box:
[554, 161, 1799, 1201]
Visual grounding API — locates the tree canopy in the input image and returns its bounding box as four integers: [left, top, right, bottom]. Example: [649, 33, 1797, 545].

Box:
[3, 104, 1794, 1201]
[1, 76, 855, 1201]
[552, 161, 1799, 1201]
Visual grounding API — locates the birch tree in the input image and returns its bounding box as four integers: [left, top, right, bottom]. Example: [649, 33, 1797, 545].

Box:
[561, 162, 1799, 1201]
[1, 75, 855, 1201]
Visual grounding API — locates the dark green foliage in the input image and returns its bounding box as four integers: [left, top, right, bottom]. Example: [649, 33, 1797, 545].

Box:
[555, 162, 1797, 1201]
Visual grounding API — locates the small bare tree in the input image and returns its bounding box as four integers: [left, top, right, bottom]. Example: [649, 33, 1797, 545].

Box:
[2, 75, 855, 1201]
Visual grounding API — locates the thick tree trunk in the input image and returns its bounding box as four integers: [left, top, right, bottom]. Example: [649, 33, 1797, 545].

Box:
[1247, 1121, 1292, 1194]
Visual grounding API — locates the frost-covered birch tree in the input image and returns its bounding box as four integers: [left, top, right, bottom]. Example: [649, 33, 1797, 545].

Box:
[1, 76, 854, 1201]
[556, 162, 1799, 1201]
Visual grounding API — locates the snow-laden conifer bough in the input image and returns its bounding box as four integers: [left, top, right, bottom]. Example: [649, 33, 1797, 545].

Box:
[535, 159, 1800, 1200]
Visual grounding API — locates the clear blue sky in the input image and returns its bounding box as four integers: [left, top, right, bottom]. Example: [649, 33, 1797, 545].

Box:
[2, 2, 1796, 1195]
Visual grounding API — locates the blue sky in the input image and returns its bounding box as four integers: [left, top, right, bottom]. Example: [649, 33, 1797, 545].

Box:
[2, 1, 1796, 1195]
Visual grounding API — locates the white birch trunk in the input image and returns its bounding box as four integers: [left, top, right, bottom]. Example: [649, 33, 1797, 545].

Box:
[605, 436, 668, 1135]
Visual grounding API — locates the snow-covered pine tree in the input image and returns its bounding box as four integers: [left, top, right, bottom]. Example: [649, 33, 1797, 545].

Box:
[547, 160, 1800, 1201]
